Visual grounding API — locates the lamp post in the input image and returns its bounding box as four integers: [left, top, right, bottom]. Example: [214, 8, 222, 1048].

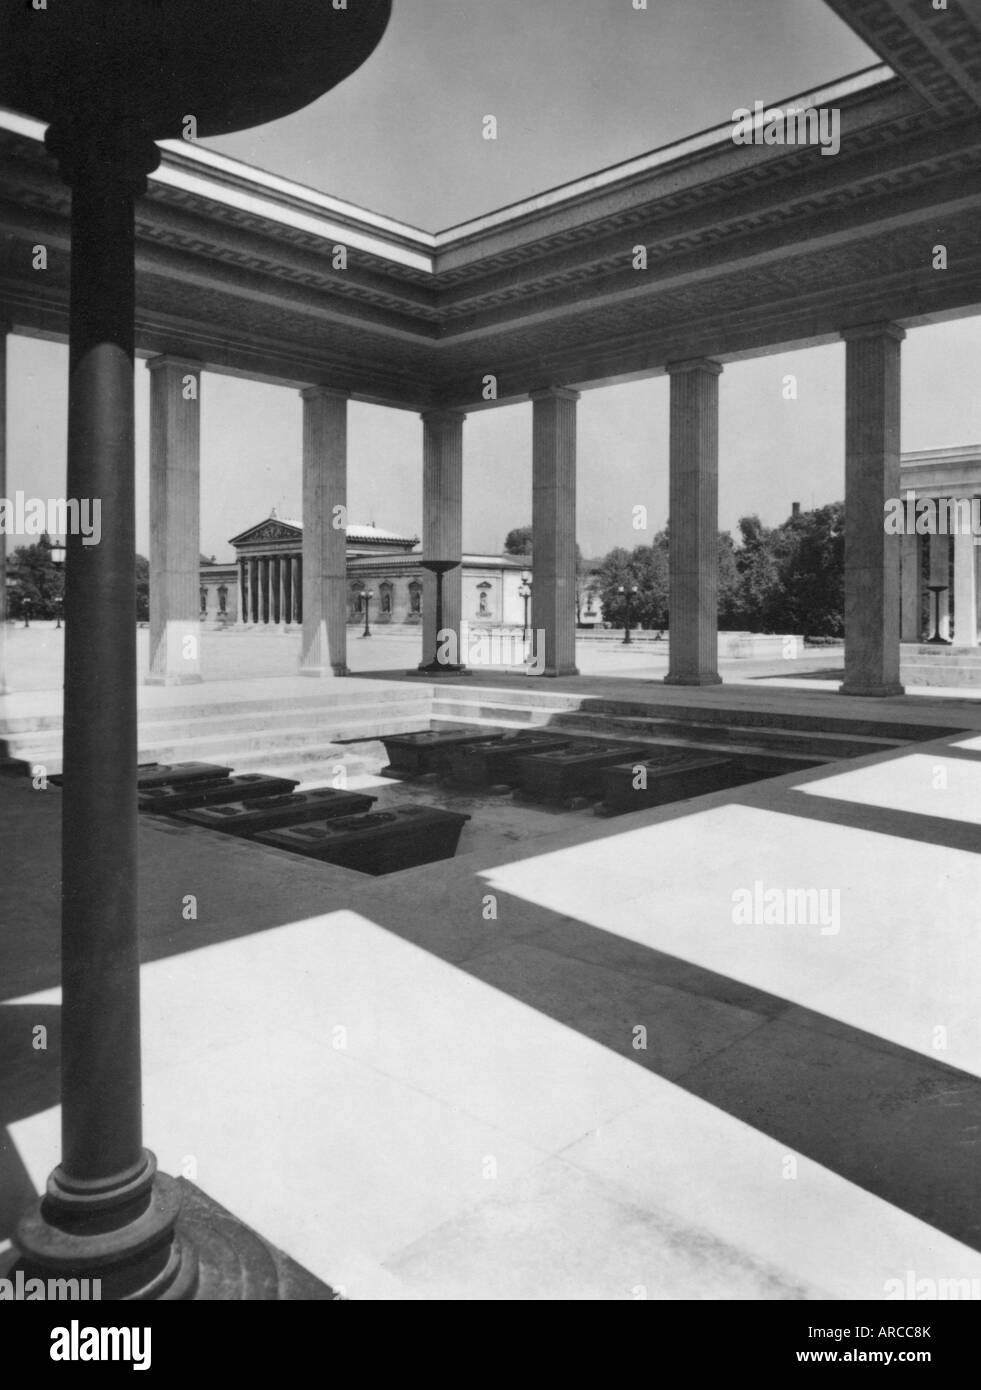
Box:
[22, 596, 31, 629]
[361, 589, 374, 639]
[519, 572, 532, 643]
[1, 0, 393, 1303]
[618, 584, 639, 644]
[50, 543, 66, 628]
[414, 559, 467, 675]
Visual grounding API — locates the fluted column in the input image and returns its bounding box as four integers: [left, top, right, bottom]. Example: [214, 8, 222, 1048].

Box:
[665, 360, 723, 686]
[239, 559, 249, 628]
[0, 324, 8, 696]
[954, 510, 977, 646]
[147, 355, 202, 684]
[841, 323, 905, 696]
[292, 555, 301, 623]
[929, 530, 951, 641]
[261, 557, 270, 624]
[900, 531, 921, 642]
[249, 557, 259, 623]
[300, 387, 349, 676]
[530, 390, 578, 678]
[420, 409, 466, 669]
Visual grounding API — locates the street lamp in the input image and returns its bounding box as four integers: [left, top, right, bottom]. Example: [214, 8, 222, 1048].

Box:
[49, 543, 66, 628]
[519, 572, 532, 643]
[618, 584, 639, 644]
[22, 596, 31, 628]
[361, 588, 374, 639]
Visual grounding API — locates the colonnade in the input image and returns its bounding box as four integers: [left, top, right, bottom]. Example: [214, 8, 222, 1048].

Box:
[239, 553, 303, 627]
[0, 318, 950, 696]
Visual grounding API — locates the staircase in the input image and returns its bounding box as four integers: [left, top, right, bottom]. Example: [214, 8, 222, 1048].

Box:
[901, 643, 981, 690]
[3, 676, 964, 790]
[0, 686, 433, 785]
[429, 684, 959, 766]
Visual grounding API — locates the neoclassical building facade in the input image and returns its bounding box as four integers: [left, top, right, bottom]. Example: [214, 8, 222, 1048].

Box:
[200, 513, 529, 631]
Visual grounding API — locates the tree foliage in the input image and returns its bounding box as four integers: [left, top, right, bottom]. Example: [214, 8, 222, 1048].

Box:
[6, 538, 151, 622]
[589, 503, 846, 637]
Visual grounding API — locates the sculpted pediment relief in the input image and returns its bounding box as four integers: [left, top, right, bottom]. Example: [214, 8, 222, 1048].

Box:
[231, 521, 302, 547]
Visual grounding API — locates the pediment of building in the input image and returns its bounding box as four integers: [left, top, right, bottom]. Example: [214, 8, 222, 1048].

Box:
[229, 520, 303, 548]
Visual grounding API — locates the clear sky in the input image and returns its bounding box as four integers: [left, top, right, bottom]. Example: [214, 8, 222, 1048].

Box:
[6, 1, 981, 563]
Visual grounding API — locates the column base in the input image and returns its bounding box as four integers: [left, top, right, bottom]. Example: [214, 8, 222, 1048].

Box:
[664, 672, 722, 687]
[839, 681, 906, 698]
[537, 666, 579, 678]
[13, 1153, 198, 1301]
[299, 665, 350, 678]
[6, 1173, 340, 1301]
[410, 663, 471, 677]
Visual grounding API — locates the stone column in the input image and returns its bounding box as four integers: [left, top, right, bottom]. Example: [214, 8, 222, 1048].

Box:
[840, 323, 905, 697]
[530, 390, 578, 678]
[0, 324, 8, 696]
[665, 359, 723, 686]
[13, 129, 195, 1300]
[261, 556, 270, 624]
[300, 387, 349, 676]
[249, 557, 259, 623]
[420, 409, 466, 669]
[953, 511, 977, 646]
[292, 555, 301, 624]
[272, 556, 281, 625]
[930, 530, 951, 641]
[147, 355, 203, 684]
[900, 532, 921, 643]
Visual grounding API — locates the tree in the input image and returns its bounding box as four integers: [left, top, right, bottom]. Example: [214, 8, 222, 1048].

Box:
[717, 530, 742, 629]
[7, 536, 65, 619]
[594, 538, 669, 630]
[504, 525, 533, 557]
[135, 554, 150, 623]
[6, 540, 151, 623]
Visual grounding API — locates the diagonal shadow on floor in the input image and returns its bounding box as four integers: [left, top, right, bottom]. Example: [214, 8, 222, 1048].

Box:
[4, 758, 981, 1259]
[0, 1004, 60, 1242]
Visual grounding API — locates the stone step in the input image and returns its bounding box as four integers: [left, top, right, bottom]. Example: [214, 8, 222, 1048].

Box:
[6, 713, 431, 778]
[433, 688, 958, 743]
[546, 709, 901, 759]
[0, 686, 430, 737]
[429, 683, 583, 712]
[901, 664, 981, 688]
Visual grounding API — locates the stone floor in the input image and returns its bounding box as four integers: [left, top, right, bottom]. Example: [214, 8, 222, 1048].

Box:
[3, 678, 981, 1299]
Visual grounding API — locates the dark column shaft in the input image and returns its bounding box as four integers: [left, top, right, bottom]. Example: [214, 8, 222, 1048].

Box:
[60, 153, 144, 1186]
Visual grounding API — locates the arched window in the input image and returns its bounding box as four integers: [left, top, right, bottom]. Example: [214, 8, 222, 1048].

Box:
[348, 582, 365, 620]
[380, 582, 393, 615]
[408, 581, 422, 615]
[217, 585, 228, 615]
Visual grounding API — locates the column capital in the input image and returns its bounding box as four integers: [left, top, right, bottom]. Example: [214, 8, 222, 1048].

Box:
[529, 387, 581, 404]
[840, 322, 906, 345]
[665, 357, 724, 377]
[300, 385, 351, 402]
[421, 408, 467, 426]
[146, 354, 203, 375]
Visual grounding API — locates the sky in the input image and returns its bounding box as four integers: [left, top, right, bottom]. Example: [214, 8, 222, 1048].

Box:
[6, 0, 981, 563]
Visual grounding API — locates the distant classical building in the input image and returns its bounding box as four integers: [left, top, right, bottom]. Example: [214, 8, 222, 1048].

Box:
[199, 511, 530, 629]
